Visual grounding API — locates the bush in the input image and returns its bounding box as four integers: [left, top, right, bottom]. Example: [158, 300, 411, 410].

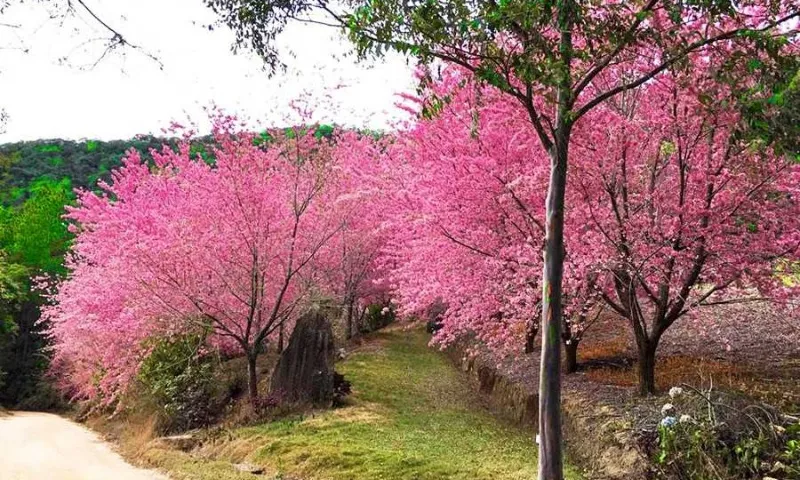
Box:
[424, 299, 447, 334]
[333, 371, 351, 405]
[138, 333, 218, 433]
[650, 386, 800, 479]
[360, 303, 395, 334]
[14, 379, 64, 411]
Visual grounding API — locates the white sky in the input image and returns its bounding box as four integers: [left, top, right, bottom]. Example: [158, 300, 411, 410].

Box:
[0, 0, 416, 142]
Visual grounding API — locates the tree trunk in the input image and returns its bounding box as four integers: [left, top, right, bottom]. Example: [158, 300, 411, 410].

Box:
[564, 340, 579, 374]
[278, 323, 285, 353]
[345, 298, 354, 340]
[538, 142, 568, 480]
[247, 352, 259, 405]
[637, 341, 658, 396]
[525, 321, 538, 354]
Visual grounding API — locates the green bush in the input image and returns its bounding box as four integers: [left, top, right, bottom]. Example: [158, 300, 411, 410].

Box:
[138, 333, 218, 433]
[360, 303, 395, 334]
[653, 387, 800, 479]
[424, 299, 447, 334]
[14, 379, 64, 411]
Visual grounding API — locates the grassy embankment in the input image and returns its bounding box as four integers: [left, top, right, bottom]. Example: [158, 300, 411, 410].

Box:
[145, 328, 582, 480]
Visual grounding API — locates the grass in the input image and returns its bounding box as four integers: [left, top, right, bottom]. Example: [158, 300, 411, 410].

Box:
[148, 328, 582, 480]
[143, 449, 266, 480]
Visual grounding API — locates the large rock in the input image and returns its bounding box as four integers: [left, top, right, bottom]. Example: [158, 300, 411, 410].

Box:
[269, 311, 336, 405]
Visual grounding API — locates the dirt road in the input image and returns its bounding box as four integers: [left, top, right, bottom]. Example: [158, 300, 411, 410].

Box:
[0, 411, 167, 480]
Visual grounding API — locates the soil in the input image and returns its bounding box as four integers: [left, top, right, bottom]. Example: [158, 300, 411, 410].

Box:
[0, 411, 167, 480]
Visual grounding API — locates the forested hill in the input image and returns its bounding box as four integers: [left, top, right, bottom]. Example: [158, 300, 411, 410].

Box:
[0, 127, 337, 204]
[0, 137, 176, 204]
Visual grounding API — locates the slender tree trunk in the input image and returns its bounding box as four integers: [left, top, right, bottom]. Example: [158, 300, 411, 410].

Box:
[538, 141, 568, 480]
[564, 340, 579, 374]
[525, 320, 538, 354]
[278, 323, 285, 353]
[538, 2, 574, 477]
[247, 352, 259, 405]
[637, 339, 658, 396]
[345, 297, 354, 340]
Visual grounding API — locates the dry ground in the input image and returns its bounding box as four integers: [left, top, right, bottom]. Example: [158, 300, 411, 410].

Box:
[0, 411, 167, 480]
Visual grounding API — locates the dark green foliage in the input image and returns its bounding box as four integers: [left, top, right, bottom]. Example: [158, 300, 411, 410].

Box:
[0, 138, 167, 203]
[0, 254, 26, 396]
[0, 319, 13, 392]
[138, 333, 219, 433]
[0, 178, 75, 409]
[360, 303, 395, 334]
[314, 124, 334, 139]
[0, 300, 60, 409]
[0, 137, 225, 204]
[252, 130, 274, 147]
[424, 299, 447, 334]
[203, 0, 316, 73]
[189, 142, 217, 165]
[709, 26, 800, 160]
[741, 68, 800, 160]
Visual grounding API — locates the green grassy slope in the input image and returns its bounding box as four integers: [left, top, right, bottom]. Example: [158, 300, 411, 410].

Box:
[149, 328, 581, 480]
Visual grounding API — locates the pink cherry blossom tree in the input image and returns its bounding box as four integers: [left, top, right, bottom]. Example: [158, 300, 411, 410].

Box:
[571, 70, 800, 394]
[380, 68, 601, 371]
[205, 2, 800, 476]
[382, 62, 799, 396]
[315, 131, 392, 340]
[46, 119, 359, 405]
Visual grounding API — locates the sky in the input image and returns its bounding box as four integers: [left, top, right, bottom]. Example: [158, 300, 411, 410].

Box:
[0, 0, 416, 142]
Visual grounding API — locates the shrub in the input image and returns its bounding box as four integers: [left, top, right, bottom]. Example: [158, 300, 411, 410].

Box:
[650, 386, 800, 479]
[424, 299, 447, 334]
[14, 379, 64, 411]
[360, 303, 395, 334]
[138, 333, 218, 433]
[333, 371, 351, 405]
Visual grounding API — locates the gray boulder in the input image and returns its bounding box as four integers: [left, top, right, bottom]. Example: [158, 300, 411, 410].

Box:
[269, 311, 336, 405]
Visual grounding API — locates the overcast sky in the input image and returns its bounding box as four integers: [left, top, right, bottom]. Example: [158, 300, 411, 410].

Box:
[0, 0, 416, 142]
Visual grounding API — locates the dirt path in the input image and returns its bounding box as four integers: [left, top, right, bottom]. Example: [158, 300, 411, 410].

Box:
[0, 411, 167, 480]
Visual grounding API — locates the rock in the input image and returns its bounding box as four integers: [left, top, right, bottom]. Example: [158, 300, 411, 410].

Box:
[269, 310, 337, 404]
[770, 461, 787, 473]
[333, 371, 352, 399]
[234, 462, 264, 474]
[151, 433, 198, 452]
[337, 348, 347, 360]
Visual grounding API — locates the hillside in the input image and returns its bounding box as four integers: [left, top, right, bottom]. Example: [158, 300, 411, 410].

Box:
[0, 138, 173, 202]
